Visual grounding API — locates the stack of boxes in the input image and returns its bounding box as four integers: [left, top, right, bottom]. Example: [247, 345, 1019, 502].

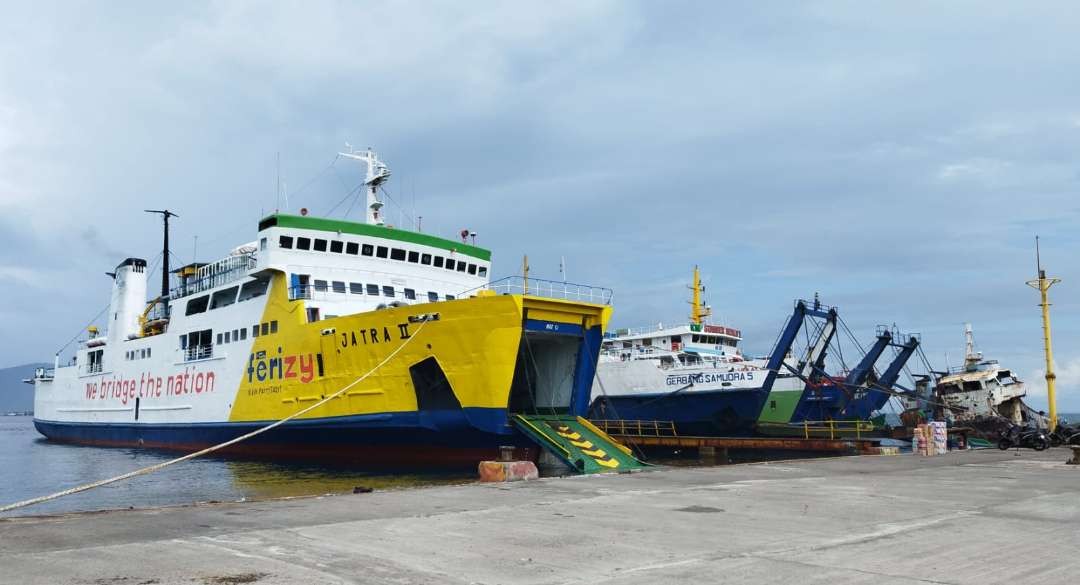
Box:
[913, 421, 949, 456]
[930, 421, 948, 455]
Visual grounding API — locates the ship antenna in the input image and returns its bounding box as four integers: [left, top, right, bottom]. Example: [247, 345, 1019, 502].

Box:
[337, 144, 390, 225]
[145, 209, 178, 299]
[1036, 235, 1043, 278]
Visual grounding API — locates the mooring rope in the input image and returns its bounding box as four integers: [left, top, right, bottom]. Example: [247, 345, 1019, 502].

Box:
[0, 318, 430, 514]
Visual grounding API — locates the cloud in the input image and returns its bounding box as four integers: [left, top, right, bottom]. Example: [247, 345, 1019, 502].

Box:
[1, 0, 1080, 393]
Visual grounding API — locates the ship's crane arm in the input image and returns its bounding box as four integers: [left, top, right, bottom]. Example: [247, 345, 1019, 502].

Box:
[841, 335, 921, 419]
[843, 330, 893, 387]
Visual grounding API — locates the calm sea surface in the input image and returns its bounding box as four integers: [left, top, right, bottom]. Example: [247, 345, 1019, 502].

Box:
[0, 416, 471, 518]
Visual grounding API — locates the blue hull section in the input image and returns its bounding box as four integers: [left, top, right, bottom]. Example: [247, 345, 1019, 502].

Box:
[34, 407, 537, 469]
[789, 384, 848, 423]
[589, 389, 769, 436]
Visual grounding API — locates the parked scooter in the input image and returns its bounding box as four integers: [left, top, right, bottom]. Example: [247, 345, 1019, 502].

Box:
[998, 425, 1050, 451]
[1049, 424, 1080, 446]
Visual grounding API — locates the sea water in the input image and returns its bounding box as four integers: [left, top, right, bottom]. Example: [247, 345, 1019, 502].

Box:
[0, 415, 470, 518]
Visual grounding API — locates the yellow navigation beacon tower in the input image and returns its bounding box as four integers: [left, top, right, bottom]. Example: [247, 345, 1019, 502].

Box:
[1025, 236, 1061, 432]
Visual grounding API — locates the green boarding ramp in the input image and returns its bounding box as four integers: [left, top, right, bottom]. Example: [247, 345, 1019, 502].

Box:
[512, 414, 647, 474]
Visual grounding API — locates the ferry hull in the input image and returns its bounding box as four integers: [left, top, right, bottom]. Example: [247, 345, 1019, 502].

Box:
[589, 388, 768, 436]
[33, 408, 538, 468]
[34, 279, 612, 468]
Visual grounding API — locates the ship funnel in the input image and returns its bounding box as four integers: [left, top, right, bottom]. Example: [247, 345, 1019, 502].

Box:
[107, 258, 148, 343]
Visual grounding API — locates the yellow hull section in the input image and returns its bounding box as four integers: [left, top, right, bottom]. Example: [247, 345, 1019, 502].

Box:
[229, 273, 610, 422]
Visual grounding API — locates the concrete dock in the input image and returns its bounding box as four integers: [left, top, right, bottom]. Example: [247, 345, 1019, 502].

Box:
[2, 449, 1078, 584]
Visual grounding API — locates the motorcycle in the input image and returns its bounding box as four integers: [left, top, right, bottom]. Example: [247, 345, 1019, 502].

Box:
[1049, 425, 1074, 447]
[1056, 426, 1080, 446]
[997, 425, 1050, 451]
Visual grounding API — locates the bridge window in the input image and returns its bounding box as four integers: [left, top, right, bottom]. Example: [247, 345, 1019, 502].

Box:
[332, 281, 346, 294]
[313, 280, 328, 292]
[224, 331, 231, 343]
[376, 246, 388, 258]
[279, 235, 293, 249]
[210, 286, 239, 309]
[362, 244, 374, 256]
[269, 320, 278, 334]
[238, 278, 269, 302]
[239, 328, 247, 341]
[478, 266, 488, 277]
[404, 288, 416, 300]
[390, 248, 406, 261]
[349, 282, 364, 295]
[468, 263, 477, 275]
[456, 262, 467, 272]
[252, 325, 260, 338]
[330, 240, 343, 253]
[313, 239, 328, 252]
[445, 259, 456, 270]
[382, 285, 395, 298]
[421, 253, 432, 265]
[428, 291, 438, 302]
[346, 242, 359, 255]
[366, 283, 379, 295]
[445, 294, 455, 301]
[261, 323, 269, 336]
[296, 237, 311, 251]
[433, 256, 444, 268]
[186, 295, 209, 316]
[217, 333, 223, 345]
[408, 251, 419, 263]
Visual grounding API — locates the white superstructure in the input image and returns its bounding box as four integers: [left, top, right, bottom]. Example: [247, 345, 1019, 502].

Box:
[931, 324, 1029, 423]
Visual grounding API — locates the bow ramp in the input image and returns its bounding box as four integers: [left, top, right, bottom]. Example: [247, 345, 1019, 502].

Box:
[512, 414, 646, 474]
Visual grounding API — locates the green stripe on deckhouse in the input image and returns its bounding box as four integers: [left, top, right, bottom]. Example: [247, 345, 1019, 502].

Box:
[263, 214, 492, 262]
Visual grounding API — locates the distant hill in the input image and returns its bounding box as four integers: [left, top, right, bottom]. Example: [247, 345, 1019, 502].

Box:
[0, 363, 49, 413]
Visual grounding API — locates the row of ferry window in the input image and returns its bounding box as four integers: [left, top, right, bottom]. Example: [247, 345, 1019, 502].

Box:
[309, 279, 454, 302]
[277, 235, 488, 277]
[125, 348, 151, 360]
[179, 321, 278, 350]
[213, 320, 278, 346]
[185, 278, 269, 317]
[690, 334, 736, 346]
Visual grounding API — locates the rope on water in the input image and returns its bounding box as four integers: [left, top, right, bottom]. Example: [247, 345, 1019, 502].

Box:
[0, 319, 430, 514]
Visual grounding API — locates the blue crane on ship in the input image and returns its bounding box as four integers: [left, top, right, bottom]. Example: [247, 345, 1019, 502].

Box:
[839, 334, 921, 420]
[784, 304, 846, 423]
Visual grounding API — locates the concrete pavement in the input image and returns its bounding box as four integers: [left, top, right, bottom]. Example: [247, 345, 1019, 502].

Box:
[2, 449, 1078, 584]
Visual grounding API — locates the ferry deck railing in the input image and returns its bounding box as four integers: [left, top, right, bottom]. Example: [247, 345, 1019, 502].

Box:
[182, 346, 214, 362]
[464, 276, 613, 305]
[171, 254, 257, 300]
[753, 420, 876, 440]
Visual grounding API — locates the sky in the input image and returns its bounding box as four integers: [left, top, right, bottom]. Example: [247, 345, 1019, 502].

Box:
[1, 1, 1079, 410]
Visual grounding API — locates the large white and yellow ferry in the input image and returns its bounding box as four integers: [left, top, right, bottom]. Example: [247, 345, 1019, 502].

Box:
[31, 148, 612, 467]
